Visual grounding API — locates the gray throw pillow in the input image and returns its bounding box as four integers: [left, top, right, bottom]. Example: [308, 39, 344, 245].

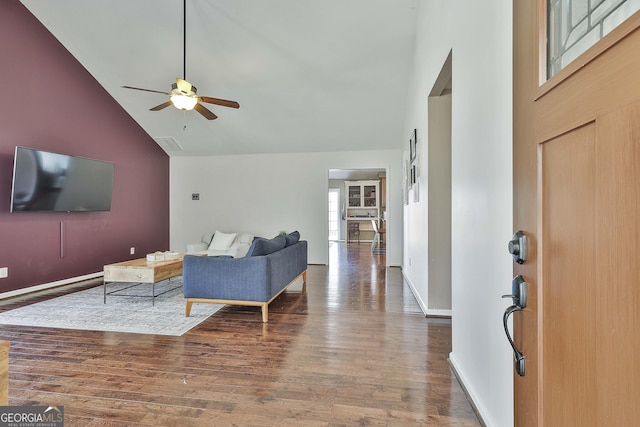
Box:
[284, 231, 300, 247]
[249, 235, 286, 256]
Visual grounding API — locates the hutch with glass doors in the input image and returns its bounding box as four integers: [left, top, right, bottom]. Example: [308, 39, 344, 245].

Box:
[345, 180, 379, 242]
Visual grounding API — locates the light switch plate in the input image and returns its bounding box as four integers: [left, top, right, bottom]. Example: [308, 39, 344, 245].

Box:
[0, 267, 8, 278]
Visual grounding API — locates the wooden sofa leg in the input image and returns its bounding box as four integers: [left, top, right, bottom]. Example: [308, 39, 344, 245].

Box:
[261, 304, 268, 323]
[185, 300, 193, 317]
[302, 270, 307, 292]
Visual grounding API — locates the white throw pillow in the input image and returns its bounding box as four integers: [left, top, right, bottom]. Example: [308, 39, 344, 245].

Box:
[238, 233, 254, 244]
[235, 242, 251, 258]
[208, 231, 237, 251]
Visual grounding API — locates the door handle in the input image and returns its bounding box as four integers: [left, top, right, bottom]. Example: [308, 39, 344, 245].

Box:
[503, 304, 525, 376]
[502, 275, 527, 376]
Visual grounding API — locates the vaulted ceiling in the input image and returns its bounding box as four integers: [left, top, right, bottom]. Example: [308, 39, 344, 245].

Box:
[21, 0, 418, 157]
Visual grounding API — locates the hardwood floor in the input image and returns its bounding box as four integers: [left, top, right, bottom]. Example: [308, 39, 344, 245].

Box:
[0, 242, 481, 426]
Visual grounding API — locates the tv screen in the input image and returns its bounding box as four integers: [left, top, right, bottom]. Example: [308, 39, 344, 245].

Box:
[10, 146, 115, 212]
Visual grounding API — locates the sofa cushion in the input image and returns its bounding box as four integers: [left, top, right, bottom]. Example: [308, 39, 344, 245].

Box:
[248, 235, 286, 257]
[203, 242, 240, 257]
[209, 231, 237, 251]
[284, 231, 300, 247]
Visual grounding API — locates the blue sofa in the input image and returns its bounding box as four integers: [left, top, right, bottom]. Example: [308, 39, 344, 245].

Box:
[183, 235, 307, 322]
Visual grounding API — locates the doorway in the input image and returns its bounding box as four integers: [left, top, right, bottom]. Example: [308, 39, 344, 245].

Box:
[426, 51, 452, 314]
[328, 168, 387, 265]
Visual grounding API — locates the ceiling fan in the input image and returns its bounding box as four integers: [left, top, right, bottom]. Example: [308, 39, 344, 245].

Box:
[121, 0, 239, 120]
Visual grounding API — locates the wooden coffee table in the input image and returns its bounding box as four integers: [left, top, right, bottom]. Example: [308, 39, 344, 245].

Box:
[103, 255, 184, 305]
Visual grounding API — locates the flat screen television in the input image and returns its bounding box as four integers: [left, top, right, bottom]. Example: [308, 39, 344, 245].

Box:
[10, 146, 115, 212]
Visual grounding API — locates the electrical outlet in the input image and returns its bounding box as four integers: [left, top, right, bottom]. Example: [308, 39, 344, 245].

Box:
[130, 247, 135, 255]
[192, 193, 200, 201]
[0, 267, 8, 278]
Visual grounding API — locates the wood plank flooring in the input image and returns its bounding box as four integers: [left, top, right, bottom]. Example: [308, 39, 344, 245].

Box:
[0, 242, 481, 426]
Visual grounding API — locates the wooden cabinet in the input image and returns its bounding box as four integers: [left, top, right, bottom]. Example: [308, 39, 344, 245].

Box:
[345, 180, 379, 242]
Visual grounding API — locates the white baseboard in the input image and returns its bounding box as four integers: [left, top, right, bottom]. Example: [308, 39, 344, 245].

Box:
[449, 352, 494, 427]
[427, 308, 452, 317]
[402, 270, 451, 318]
[402, 270, 428, 315]
[0, 272, 103, 300]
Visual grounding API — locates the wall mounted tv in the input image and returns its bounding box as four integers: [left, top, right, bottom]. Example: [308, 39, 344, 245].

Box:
[10, 146, 115, 212]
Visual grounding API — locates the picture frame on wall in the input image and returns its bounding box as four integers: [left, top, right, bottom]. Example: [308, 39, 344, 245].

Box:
[403, 159, 410, 205]
[409, 128, 417, 162]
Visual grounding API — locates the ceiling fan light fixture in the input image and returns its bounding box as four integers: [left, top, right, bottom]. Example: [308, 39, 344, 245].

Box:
[170, 94, 198, 110]
[122, 0, 238, 120]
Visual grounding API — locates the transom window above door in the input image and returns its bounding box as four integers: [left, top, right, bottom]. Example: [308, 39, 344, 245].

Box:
[547, 0, 640, 78]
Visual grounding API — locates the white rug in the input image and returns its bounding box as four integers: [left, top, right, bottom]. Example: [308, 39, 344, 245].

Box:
[0, 278, 223, 336]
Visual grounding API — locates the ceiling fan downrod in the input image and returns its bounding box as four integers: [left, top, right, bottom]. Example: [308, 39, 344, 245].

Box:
[182, 0, 187, 82]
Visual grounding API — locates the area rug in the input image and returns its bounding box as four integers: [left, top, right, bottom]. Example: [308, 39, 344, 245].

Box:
[0, 278, 223, 336]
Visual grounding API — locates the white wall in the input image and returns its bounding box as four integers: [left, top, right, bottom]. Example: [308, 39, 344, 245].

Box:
[427, 93, 452, 313]
[170, 150, 402, 266]
[402, 2, 514, 426]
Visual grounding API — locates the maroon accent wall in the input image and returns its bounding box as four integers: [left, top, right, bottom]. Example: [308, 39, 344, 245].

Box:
[0, 1, 170, 293]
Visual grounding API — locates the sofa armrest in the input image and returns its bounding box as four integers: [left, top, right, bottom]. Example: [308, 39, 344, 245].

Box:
[183, 254, 270, 301]
[186, 242, 208, 253]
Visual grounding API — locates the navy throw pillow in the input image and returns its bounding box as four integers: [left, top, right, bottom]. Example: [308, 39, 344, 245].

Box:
[249, 235, 286, 256]
[244, 238, 259, 257]
[284, 231, 300, 247]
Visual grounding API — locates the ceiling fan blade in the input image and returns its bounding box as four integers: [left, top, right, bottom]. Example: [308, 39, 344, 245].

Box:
[149, 101, 173, 111]
[176, 78, 193, 94]
[194, 103, 218, 120]
[122, 85, 169, 95]
[199, 96, 240, 109]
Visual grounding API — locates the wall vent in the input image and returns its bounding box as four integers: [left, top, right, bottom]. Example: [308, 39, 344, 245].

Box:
[153, 137, 183, 151]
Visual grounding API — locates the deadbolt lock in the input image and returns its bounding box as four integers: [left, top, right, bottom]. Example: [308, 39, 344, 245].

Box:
[508, 230, 527, 264]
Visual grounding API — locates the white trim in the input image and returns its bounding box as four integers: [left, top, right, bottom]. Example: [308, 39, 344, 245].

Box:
[449, 352, 495, 427]
[0, 272, 103, 300]
[402, 269, 428, 316]
[426, 308, 452, 317]
[402, 270, 452, 317]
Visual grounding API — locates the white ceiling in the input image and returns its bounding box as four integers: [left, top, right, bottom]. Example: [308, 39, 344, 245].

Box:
[20, 0, 418, 157]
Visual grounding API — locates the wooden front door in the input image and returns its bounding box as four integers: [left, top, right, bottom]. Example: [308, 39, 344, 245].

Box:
[513, 3, 640, 426]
